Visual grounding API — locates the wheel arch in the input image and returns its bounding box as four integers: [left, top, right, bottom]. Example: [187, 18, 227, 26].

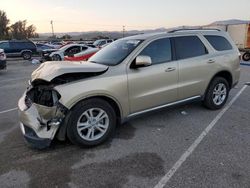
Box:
[203, 70, 233, 100]
[56, 95, 122, 141]
[21, 50, 32, 55]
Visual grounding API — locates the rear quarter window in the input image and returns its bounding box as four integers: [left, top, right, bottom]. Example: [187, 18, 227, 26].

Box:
[204, 35, 233, 51]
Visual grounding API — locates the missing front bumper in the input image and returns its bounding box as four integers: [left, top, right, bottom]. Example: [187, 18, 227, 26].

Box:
[18, 93, 67, 148]
[20, 123, 52, 149]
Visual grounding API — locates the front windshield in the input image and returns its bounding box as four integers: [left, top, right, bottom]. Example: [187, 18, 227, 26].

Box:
[89, 39, 142, 66]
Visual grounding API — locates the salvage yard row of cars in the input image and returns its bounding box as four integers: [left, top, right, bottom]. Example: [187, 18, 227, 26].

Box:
[0, 39, 114, 70]
[17, 29, 241, 149]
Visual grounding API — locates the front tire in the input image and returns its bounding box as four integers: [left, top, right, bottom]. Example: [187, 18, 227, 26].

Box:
[67, 98, 116, 147]
[22, 51, 32, 60]
[52, 54, 61, 61]
[203, 77, 229, 110]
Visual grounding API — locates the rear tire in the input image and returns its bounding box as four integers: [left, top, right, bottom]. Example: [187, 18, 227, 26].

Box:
[67, 98, 116, 147]
[22, 51, 32, 60]
[242, 52, 250, 61]
[203, 77, 229, 110]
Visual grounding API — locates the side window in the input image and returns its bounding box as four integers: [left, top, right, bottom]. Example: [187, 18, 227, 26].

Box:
[65, 46, 81, 55]
[99, 41, 106, 46]
[173, 36, 207, 60]
[10, 42, 21, 49]
[24, 42, 35, 49]
[0, 42, 10, 49]
[81, 46, 88, 51]
[139, 38, 172, 65]
[204, 35, 233, 51]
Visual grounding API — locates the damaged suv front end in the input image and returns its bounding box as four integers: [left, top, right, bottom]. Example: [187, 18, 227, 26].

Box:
[18, 82, 68, 148]
[18, 61, 108, 149]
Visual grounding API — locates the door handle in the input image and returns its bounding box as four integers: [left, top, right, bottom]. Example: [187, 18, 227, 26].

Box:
[207, 59, 215, 64]
[165, 67, 176, 72]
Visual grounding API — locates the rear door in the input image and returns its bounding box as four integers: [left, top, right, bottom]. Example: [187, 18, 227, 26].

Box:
[9, 42, 23, 54]
[127, 38, 178, 114]
[172, 35, 214, 100]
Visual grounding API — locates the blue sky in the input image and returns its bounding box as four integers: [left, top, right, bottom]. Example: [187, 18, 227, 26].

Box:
[1, 0, 250, 32]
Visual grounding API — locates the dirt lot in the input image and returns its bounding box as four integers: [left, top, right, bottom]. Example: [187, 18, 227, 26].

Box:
[0, 59, 250, 188]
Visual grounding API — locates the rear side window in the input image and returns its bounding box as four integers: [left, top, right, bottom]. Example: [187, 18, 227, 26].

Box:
[204, 35, 232, 51]
[173, 36, 207, 60]
[139, 38, 172, 65]
[23, 42, 35, 49]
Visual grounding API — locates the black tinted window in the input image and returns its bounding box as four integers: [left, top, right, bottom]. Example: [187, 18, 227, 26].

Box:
[10, 42, 35, 49]
[23, 42, 35, 48]
[139, 38, 172, 64]
[173, 36, 207, 60]
[204, 35, 232, 51]
[10, 42, 21, 49]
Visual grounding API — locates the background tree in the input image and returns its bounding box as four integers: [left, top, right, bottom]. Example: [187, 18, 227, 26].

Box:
[61, 34, 72, 40]
[0, 10, 10, 39]
[10, 20, 39, 39]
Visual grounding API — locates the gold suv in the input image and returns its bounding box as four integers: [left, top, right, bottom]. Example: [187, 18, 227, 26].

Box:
[18, 29, 240, 148]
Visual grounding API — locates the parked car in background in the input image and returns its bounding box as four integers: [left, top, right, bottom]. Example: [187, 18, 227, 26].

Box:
[93, 39, 114, 48]
[36, 43, 55, 53]
[64, 47, 99, 61]
[18, 29, 240, 148]
[0, 40, 37, 60]
[0, 49, 7, 70]
[42, 44, 92, 61]
[46, 42, 64, 49]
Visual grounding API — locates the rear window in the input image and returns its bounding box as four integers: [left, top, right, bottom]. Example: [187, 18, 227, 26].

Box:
[204, 35, 232, 51]
[173, 36, 207, 60]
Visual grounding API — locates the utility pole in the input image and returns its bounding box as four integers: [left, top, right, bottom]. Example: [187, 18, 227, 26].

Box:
[122, 25, 125, 38]
[51, 20, 55, 38]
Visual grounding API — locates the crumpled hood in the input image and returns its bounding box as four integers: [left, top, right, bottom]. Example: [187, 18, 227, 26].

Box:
[31, 61, 108, 82]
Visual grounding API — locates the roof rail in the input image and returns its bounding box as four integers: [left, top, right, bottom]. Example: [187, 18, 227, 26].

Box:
[168, 28, 221, 33]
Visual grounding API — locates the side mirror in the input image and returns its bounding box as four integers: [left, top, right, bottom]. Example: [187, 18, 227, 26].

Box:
[135, 55, 152, 67]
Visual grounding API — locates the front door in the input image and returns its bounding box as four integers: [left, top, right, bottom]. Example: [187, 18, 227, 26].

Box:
[127, 38, 178, 114]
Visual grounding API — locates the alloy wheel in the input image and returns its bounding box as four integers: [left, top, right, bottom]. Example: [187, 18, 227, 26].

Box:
[76, 108, 109, 141]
